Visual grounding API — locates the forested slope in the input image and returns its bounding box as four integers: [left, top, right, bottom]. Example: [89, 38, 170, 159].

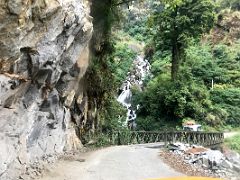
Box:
[124, 0, 240, 131]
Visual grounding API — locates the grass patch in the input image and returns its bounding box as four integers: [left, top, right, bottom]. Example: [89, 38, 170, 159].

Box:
[224, 134, 240, 153]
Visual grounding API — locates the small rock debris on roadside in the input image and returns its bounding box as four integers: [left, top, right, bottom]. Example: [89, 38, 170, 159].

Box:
[159, 143, 240, 180]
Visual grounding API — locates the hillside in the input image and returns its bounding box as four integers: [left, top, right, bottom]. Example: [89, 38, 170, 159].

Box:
[122, 0, 240, 131]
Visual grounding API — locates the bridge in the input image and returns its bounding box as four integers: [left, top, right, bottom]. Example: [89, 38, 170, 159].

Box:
[107, 131, 224, 146]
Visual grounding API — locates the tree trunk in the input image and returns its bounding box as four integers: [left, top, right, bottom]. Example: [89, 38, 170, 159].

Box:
[171, 6, 181, 81]
[171, 44, 180, 81]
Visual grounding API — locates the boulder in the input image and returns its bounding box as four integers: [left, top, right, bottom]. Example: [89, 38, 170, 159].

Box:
[201, 156, 210, 169]
[221, 159, 233, 169]
[232, 164, 240, 172]
[204, 150, 224, 166]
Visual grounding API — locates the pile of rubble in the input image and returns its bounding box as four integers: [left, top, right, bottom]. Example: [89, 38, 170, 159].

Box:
[167, 143, 240, 180]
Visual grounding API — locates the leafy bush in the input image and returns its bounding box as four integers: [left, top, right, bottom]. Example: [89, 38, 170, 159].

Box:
[211, 88, 240, 125]
[100, 97, 127, 133]
[132, 72, 220, 130]
[184, 43, 240, 87]
[123, 16, 150, 42]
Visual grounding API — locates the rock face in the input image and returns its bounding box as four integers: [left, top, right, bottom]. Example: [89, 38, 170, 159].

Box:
[0, 0, 93, 179]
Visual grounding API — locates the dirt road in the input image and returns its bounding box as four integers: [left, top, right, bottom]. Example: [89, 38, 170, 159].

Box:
[38, 143, 183, 180]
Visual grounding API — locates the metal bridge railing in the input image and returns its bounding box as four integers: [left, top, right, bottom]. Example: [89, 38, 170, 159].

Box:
[109, 131, 224, 146]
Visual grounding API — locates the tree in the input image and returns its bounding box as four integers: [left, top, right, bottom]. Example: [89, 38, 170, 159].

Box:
[152, 0, 215, 80]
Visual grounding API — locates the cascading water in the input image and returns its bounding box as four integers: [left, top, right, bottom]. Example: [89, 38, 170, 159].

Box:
[117, 55, 150, 129]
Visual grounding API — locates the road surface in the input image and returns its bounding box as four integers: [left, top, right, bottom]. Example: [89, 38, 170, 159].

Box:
[38, 143, 183, 180]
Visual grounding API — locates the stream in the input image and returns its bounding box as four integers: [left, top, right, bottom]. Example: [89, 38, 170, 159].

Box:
[117, 55, 150, 129]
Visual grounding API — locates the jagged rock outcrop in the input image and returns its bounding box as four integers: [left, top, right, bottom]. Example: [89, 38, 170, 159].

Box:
[0, 0, 93, 179]
[208, 11, 240, 44]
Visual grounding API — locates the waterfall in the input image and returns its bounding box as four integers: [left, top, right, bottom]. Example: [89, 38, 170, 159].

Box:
[117, 55, 150, 129]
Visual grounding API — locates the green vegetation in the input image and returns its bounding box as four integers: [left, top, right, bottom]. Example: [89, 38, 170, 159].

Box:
[128, 0, 240, 131]
[124, 16, 149, 42]
[133, 40, 240, 130]
[83, 1, 138, 135]
[83, 0, 240, 135]
[132, 72, 216, 130]
[225, 134, 240, 153]
[150, 0, 215, 80]
[93, 34, 137, 133]
[218, 0, 240, 11]
[111, 34, 138, 86]
[83, 0, 127, 136]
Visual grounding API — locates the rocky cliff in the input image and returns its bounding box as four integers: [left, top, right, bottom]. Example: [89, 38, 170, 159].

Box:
[0, 0, 93, 179]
